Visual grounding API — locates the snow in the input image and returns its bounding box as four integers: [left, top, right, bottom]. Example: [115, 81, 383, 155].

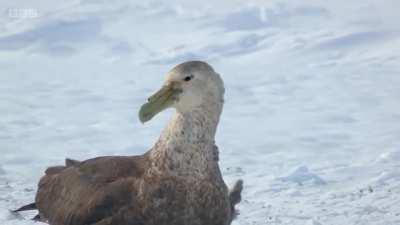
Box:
[0, 167, 5, 175]
[1, 1, 400, 225]
[278, 166, 327, 186]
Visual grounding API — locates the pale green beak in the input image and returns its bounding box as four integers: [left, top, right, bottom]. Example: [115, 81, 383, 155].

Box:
[139, 83, 182, 123]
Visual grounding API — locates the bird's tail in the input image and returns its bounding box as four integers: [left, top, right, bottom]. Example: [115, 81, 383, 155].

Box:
[13, 202, 37, 212]
[229, 179, 243, 208]
[229, 179, 243, 221]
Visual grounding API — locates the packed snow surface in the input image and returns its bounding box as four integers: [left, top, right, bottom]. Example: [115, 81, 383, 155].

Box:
[1, 1, 400, 225]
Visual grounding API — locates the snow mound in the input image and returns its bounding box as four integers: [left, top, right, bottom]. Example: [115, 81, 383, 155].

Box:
[376, 150, 400, 163]
[278, 166, 326, 185]
[372, 171, 400, 185]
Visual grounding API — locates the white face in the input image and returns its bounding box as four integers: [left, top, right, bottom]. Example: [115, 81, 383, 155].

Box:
[139, 61, 224, 123]
[165, 62, 224, 113]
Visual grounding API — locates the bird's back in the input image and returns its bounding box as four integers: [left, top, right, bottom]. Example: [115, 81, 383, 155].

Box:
[36, 155, 148, 225]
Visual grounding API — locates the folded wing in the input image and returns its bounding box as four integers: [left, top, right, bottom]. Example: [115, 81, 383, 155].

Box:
[36, 155, 148, 225]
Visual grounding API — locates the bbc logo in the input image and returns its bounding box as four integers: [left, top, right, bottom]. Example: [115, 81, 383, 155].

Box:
[8, 8, 39, 19]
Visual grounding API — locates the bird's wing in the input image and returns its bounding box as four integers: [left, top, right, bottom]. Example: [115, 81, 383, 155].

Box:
[35, 155, 148, 225]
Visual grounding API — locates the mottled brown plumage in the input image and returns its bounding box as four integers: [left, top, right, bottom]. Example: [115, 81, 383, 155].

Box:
[16, 61, 243, 225]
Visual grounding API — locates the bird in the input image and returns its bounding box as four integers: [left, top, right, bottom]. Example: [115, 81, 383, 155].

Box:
[14, 61, 243, 225]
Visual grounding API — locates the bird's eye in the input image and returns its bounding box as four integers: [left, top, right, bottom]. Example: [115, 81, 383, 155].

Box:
[184, 75, 193, 82]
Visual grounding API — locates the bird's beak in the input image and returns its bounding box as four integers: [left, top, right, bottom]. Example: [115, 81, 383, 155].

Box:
[139, 82, 182, 123]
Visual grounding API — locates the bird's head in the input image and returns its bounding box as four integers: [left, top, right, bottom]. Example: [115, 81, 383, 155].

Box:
[139, 61, 224, 123]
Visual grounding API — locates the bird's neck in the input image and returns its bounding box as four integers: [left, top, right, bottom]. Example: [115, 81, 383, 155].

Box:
[149, 101, 223, 177]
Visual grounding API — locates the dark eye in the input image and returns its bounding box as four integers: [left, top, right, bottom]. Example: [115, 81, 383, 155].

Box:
[184, 75, 193, 82]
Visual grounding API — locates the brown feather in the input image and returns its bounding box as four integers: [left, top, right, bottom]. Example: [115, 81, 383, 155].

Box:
[65, 158, 80, 167]
[36, 155, 148, 225]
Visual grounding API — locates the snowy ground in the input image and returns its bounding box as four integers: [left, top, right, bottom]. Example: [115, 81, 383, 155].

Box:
[1, 1, 400, 224]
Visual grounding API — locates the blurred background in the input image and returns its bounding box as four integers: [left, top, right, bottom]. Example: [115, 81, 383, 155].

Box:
[1, 1, 400, 225]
